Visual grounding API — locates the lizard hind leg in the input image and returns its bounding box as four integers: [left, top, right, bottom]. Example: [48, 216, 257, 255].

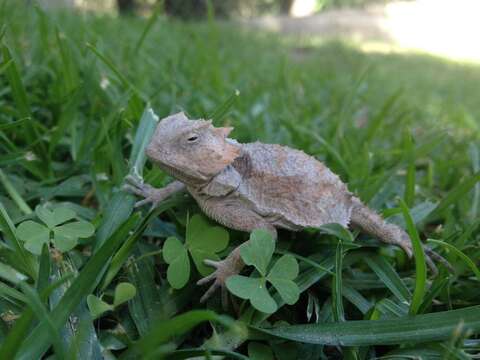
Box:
[349, 200, 452, 274]
[193, 197, 278, 304]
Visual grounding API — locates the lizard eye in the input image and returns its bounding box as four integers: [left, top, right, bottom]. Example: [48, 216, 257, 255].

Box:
[186, 134, 199, 143]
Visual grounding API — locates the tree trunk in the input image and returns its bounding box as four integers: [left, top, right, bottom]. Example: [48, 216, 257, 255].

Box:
[279, 0, 294, 14]
[117, 0, 135, 15]
[164, 0, 206, 19]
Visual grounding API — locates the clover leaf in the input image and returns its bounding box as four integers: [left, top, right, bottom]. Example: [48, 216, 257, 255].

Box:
[267, 254, 299, 305]
[113, 282, 137, 307]
[226, 229, 300, 314]
[87, 282, 137, 319]
[226, 275, 277, 313]
[16, 220, 50, 255]
[162, 214, 229, 289]
[186, 214, 229, 276]
[87, 295, 113, 320]
[36, 206, 75, 229]
[16, 204, 95, 255]
[163, 237, 190, 289]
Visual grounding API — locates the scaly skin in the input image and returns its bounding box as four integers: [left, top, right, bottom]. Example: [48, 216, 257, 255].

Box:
[126, 112, 450, 302]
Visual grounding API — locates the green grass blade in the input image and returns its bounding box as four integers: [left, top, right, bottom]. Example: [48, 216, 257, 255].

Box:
[20, 282, 66, 359]
[0, 281, 27, 304]
[50, 257, 103, 360]
[86, 42, 137, 92]
[0, 117, 28, 131]
[364, 89, 402, 144]
[376, 298, 408, 317]
[0, 43, 31, 119]
[209, 89, 240, 123]
[36, 245, 50, 293]
[399, 199, 426, 315]
[126, 247, 164, 336]
[0, 42, 46, 160]
[0, 169, 32, 214]
[296, 125, 350, 176]
[455, 220, 480, 248]
[0, 25, 6, 42]
[0, 306, 35, 358]
[128, 107, 159, 179]
[15, 214, 140, 360]
[403, 129, 416, 207]
[0, 57, 11, 74]
[275, 249, 334, 275]
[469, 144, 480, 220]
[93, 191, 136, 251]
[332, 241, 345, 321]
[101, 199, 181, 290]
[342, 284, 372, 314]
[418, 278, 449, 314]
[427, 239, 480, 281]
[168, 348, 249, 360]
[0, 261, 28, 284]
[0, 273, 74, 358]
[0, 202, 37, 278]
[134, 3, 161, 54]
[364, 254, 411, 304]
[429, 172, 480, 220]
[253, 305, 480, 346]
[55, 26, 78, 93]
[131, 310, 233, 357]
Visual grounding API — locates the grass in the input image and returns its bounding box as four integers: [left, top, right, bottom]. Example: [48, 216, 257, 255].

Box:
[0, 1, 479, 358]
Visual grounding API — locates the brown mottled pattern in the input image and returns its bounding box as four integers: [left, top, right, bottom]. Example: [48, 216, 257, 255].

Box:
[134, 112, 447, 301]
[238, 142, 353, 228]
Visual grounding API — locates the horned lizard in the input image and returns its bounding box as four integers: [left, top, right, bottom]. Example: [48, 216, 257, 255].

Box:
[126, 112, 448, 302]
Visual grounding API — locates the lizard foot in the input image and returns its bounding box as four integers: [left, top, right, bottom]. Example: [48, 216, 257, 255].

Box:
[196, 255, 243, 304]
[123, 175, 166, 208]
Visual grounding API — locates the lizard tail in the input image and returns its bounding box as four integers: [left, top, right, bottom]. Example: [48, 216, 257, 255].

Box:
[349, 199, 453, 274]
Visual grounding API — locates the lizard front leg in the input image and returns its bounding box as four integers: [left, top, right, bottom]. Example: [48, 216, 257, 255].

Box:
[194, 198, 277, 303]
[124, 175, 186, 208]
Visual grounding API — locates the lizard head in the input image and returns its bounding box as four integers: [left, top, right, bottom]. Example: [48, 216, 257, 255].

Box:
[146, 112, 241, 184]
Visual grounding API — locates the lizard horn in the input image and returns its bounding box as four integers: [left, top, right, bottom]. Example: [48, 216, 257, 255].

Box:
[215, 126, 234, 138]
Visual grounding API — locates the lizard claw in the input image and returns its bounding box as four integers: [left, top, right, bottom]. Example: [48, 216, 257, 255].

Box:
[196, 259, 229, 303]
[399, 232, 452, 276]
[123, 175, 164, 208]
[197, 255, 242, 304]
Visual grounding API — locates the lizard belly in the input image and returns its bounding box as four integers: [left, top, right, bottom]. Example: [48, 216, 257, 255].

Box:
[187, 188, 275, 232]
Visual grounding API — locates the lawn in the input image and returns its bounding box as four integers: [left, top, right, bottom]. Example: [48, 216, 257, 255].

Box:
[0, 1, 479, 358]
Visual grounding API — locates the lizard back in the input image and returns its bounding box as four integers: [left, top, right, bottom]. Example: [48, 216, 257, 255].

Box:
[234, 142, 355, 229]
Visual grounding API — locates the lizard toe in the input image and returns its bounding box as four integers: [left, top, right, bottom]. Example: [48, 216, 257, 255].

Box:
[200, 280, 221, 303]
[425, 254, 439, 276]
[123, 184, 147, 197]
[134, 198, 154, 208]
[125, 174, 143, 187]
[197, 258, 238, 303]
[196, 272, 216, 286]
[204, 259, 222, 268]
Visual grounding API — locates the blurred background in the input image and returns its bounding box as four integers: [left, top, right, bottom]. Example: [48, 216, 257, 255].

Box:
[39, 0, 480, 63]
